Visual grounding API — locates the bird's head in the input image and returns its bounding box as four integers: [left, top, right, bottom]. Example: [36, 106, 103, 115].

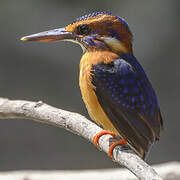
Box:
[21, 12, 133, 54]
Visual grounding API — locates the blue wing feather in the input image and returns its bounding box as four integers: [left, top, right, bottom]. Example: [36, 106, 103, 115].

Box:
[92, 54, 163, 157]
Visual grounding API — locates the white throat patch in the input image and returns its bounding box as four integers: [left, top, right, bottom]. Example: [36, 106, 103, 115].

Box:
[103, 37, 128, 53]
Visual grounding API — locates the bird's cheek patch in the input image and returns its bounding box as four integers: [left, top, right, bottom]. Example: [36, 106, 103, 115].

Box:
[103, 37, 128, 53]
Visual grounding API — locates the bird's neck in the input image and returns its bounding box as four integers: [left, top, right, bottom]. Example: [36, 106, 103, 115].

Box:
[80, 50, 120, 66]
[79, 50, 119, 90]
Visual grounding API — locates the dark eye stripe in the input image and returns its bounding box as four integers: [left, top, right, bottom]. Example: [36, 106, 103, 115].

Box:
[77, 24, 91, 35]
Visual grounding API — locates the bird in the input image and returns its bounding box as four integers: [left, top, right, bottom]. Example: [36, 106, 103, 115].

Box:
[21, 12, 163, 160]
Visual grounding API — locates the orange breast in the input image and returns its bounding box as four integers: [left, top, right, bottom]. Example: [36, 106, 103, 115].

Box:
[79, 51, 120, 135]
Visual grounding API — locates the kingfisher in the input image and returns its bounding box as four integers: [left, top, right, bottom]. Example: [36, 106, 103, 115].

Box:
[21, 12, 163, 160]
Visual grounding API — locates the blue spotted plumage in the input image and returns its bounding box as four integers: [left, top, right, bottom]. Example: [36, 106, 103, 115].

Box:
[92, 54, 163, 157]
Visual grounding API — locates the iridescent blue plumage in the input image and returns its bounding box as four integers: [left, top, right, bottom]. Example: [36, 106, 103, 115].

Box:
[92, 53, 163, 157]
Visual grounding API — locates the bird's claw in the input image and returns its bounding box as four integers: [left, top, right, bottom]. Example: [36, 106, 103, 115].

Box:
[92, 130, 116, 147]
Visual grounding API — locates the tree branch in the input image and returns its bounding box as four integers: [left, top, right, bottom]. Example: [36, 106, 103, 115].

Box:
[0, 98, 162, 179]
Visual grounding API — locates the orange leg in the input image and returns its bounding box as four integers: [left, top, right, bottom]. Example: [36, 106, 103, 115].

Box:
[108, 139, 127, 159]
[92, 130, 116, 147]
[92, 130, 127, 159]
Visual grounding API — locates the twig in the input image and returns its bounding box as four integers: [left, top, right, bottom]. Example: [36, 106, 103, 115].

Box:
[0, 98, 162, 179]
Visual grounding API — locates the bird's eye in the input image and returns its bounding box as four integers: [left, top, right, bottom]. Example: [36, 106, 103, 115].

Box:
[77, 24, 91, 35]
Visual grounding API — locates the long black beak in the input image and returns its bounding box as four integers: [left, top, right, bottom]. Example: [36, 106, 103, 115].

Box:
[21, 27, 74, 42]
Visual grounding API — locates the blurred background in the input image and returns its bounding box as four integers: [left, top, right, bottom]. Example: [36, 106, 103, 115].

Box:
[0, 0, 179, 171]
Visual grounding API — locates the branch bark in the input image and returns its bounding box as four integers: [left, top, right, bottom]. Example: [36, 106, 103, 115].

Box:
[0, 98, 162, 179]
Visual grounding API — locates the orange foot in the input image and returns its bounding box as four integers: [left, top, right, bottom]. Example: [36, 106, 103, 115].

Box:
[92, 130, 116, 147]
[108, 139, 127, 159]
[92, 130, 127, 159]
